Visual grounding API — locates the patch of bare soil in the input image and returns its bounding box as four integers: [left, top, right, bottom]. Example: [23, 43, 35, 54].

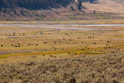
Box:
[0, 54, 124, 83]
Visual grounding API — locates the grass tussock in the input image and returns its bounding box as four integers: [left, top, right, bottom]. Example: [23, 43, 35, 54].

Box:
[0, 54, 124, 83]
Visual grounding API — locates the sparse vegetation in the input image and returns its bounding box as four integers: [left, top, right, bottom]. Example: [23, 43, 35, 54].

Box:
[0, 20, 124, 83]
[0, 0, 124, 82]
[0, 24, 123, 63]
[0, 54, 123, 83]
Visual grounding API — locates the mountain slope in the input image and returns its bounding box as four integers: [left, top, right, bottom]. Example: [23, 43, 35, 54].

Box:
[82, 0, 124, 13]
[0, 0, 73, 10]
[0, 0, 124, 20]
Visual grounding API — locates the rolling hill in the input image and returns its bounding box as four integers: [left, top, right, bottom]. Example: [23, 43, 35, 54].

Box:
[82, 0, 124, 13]
[0, 0, 124, 20]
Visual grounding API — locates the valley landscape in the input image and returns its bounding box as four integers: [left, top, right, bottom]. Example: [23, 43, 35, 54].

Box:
[0, 0, 124, 83]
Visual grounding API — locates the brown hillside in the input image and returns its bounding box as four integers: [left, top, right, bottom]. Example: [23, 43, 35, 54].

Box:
[82, 0, 124, 13]
[0, 0, 124, 20]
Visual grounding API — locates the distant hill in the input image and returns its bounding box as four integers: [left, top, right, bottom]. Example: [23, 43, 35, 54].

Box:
[0, 0, 73, 10]
[114, 0, 124, 3]
[0, 0, 124, 20]
[0, 0, 74, 20]
[82, 0, 124, 13]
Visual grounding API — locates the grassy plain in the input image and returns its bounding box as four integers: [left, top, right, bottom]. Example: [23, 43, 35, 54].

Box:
[0, 21, 124, 63]
[0, 19, 124, 24]
[0, 20, 124, 83]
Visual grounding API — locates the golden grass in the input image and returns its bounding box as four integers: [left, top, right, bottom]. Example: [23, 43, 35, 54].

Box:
[0, 19, 124, 24]
[0, 25, 124, 63]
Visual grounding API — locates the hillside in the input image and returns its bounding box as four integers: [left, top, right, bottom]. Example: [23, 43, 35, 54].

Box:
[82, 0, 124, 13]
[114, 0, 124, 3]
[0, 0, 124, 20]
[0, 0, 73, 10]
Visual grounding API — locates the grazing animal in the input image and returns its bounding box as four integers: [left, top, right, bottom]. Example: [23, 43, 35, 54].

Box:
[36, 44, 38, 46]
[1, 45, 3, 47]
[94, 42, 96, 44]
[22, 33, 25, 36]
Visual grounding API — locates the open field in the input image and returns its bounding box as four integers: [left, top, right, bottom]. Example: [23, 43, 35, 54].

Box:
[0, 23, 123, 63]
[0, 20, 124, 83]
[1, 19, 124, 24]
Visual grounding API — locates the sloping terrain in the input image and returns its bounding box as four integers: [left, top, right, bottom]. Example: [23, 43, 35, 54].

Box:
[82, 0, 124, 13]
[114, 0, 124, 3]
[0, 0, 76, 20]
[0, 0, 124, 20]
[0, 0, 73, 10]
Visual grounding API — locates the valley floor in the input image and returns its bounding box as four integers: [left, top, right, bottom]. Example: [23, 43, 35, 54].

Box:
[0, 20, 124, 83]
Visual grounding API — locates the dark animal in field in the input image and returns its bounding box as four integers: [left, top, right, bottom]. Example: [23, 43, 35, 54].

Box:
[107, 41, 110, 43]
[75, 53, 77, 55]
[18, 43, 20, 45]
[0, 45, 3, 47]
[11, 44, 14, 46]
[22, 33, 25, 36]
[82, 49, 84, 51]
[50, 55, 53, 57]
[94, 42, 96, 44]
[36, 44, 38, 46]
[69, 39, 72, 41]
[13, 34, 15, 36]
[54, 41, 56, 44]
[68, 77, 76, 83]
[14, 46, 18, 47]
[44, 42, 47, 44]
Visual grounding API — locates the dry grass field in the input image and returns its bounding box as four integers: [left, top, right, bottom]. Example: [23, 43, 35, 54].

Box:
[1, 19, 124, 24]
[0, 20, 124, 83]
[0, 24, 123, 63]
[0, 54, 124, 83]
